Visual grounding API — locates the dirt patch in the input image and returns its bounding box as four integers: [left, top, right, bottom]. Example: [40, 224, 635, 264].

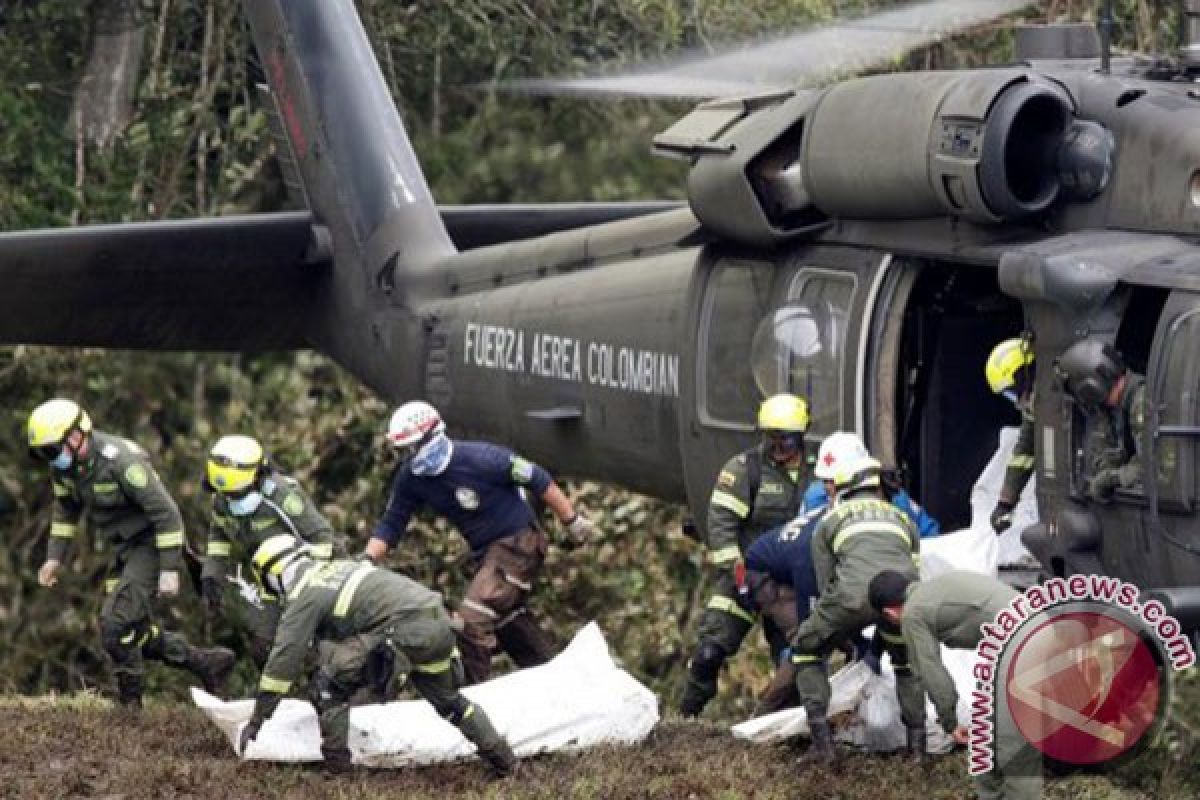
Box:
[0, 700, 1194, 800]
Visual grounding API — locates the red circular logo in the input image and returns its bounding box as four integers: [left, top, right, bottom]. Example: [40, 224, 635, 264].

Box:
[1005, 610, 1162, 765]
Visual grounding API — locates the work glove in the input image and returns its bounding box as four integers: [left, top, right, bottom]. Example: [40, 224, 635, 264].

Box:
[239, 717, 263, 756]
[1086, 469, 1120, 503]
[157, 570, 180, 598]
[37, 559, 61, 588]
[989, 500, 1015, 534]
[564, 512, 597, 545]
[201, 576, 225, 617]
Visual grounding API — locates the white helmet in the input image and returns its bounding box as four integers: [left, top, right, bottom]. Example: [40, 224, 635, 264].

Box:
[387, 401, 446, 450]
[814, 432, 869, 481]
[832, 454, 883, 496]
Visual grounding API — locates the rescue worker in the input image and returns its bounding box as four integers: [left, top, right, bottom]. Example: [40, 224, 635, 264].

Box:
[869, 569, 1041, 800]
[1057, 338, 1147, 502]
[202, 434, 342, 666]
[749, 433, 938, 714]
[739, 505, 824, 715]
[364, 400, 595, 684]
[28, 398, 235, 708]
[985, 338, 1036, 534]
[238, 534, 517, 777]
[679, 393, 812, 717]
[802, 461, 940, 537]
[790, 446, 923, 763]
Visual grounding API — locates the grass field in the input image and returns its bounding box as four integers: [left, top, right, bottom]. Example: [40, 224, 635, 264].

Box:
[1, 691, 1195, 800]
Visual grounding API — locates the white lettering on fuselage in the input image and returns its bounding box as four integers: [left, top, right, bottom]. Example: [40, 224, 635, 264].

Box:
[463, 323, 525, 372]
[462, 322, 678, 397]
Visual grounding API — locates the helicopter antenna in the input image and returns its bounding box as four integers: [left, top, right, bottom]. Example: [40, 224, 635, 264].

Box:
[1099, 0, 1114, 74]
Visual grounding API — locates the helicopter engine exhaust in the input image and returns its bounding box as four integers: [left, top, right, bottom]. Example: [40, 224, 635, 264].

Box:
[658, 70, 1076, 246]
[803, 70, 1072, 223]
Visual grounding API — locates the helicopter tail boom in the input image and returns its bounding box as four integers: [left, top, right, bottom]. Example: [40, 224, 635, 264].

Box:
[243, 0, 454, 273]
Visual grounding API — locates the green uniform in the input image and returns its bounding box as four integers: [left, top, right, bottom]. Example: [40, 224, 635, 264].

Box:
[204, 471, 338, 662]
[45, 430, 222, 699]
[902, 571, 1041, 800]
[680, 446, 808, 715]
[251, 559, 513, 770]
[792, 493, 923, 727]
[999, 392, 1036, 507]
[1084, 373, 1146, 501]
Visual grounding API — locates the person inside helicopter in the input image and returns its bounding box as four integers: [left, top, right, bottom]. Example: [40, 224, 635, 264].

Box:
[1056, 338, 1147, 503]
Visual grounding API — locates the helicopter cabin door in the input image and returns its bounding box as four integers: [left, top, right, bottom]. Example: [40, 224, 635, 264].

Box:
[681, 246, 885, 536]
[1133, 289, 1200, 586]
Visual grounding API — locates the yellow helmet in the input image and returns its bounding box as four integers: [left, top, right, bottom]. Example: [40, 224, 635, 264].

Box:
[757, 393, 810, 433]
[251, 533, 312, 596]
[985, 338, 1035, 396]
[27, 398, 92, 455]
[206, 434, 267, 494]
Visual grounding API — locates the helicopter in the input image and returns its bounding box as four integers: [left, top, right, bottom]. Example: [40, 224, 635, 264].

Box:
[4, 0, 1200, 633]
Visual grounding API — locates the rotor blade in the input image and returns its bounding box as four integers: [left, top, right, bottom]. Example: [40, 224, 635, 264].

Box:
[503, 0, 1036, 99]
[440, 202, 683, 250]
[0, 213, 325, 351]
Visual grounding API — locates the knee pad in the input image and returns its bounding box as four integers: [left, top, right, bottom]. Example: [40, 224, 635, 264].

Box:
[688, 641, 727, 684]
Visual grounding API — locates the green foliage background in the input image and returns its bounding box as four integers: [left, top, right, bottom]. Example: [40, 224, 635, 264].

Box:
[0, 11, 1195, 794]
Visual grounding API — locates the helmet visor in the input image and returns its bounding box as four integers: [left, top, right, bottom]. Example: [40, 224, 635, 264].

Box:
[206, 453, 258, 494]
[32, 442, 65, 461]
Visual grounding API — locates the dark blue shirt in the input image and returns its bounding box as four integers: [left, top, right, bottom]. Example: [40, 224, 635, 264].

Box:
[373, 441, 552, 553]
[744, 506, 823, 625]
[801, 481, 940, 537]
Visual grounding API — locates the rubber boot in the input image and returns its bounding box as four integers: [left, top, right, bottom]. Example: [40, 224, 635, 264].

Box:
[115, 672, 143, 711]
[906, 726, 928, 762]
[186, 645, 237, 695]
[319, 745, 355, 774]
[458, 703, 517, 779]
[678, 677, 717, 718]
[798, 716, 836, 765]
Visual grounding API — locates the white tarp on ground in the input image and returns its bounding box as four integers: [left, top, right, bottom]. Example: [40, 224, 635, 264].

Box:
[193, 621, 659, 766]
[732, 428, 1037, 750]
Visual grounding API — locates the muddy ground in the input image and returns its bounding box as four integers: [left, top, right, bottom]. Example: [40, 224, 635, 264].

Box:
[0, 694, 1195, 800]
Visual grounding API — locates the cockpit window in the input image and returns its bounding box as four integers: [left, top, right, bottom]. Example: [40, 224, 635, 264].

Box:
[750, 269, 855, 437]
[700, 259, 776, 429]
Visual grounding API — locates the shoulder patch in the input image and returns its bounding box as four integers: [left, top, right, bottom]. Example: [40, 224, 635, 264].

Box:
[734, 454, 746, 465]
[124, 463, 149, 489]
[717, 470, 737, 488]
[510, 456, 535, 484]
[101, 443, 120, 460]
[282, 493, 306, 517]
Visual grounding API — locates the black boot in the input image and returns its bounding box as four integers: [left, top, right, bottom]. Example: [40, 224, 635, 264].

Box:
[457, 702, 518, 779]
[906, 726, 928, 762]
[481, 744, 518, 780]
[798, 716, 836, 765]
[115, 672, 143, 711]
[185, 645, 237, 695]
[318, 746, 355, 774]
[678, 678, 716, 718]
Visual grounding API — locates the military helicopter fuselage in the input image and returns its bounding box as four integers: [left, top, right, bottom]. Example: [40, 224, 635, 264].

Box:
[4, 0, 1200, 625]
